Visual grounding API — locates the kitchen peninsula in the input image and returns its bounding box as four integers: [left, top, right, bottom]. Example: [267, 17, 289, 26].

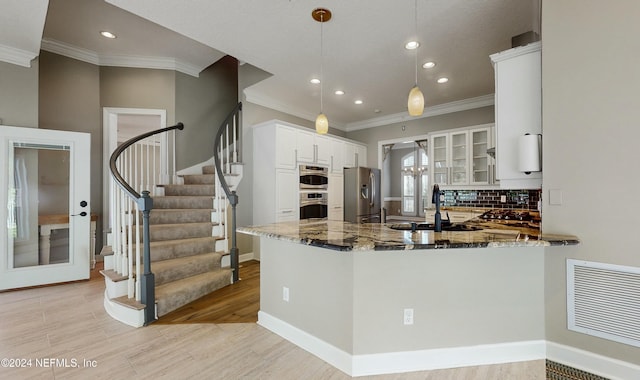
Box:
[238, 219, 578, 376]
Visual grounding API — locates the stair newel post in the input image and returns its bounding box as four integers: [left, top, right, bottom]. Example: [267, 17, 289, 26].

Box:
[228, 191, 239, 283]
[138, 190, 157, 325]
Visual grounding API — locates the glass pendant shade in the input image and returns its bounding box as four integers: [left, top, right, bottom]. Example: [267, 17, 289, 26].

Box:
[407, 85, 424, 116]
[315, 113, 328, 134]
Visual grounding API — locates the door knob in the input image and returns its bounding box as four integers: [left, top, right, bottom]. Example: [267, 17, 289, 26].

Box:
[71, 212, 87, 217]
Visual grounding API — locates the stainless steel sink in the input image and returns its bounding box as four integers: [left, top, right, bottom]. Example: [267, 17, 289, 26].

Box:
[387, 223, 482, 232]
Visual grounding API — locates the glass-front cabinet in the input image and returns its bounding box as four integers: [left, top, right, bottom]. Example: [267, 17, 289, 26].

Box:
[471, 128, 489, 184]
[450, 131, 469, 185]
[431, 134, 448, 185]
[430, 131, 469, 187]
[429, 124, 496, 189]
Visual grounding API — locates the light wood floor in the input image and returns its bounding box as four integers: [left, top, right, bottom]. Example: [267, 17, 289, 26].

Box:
[0, 262, 545, 379]
[157, 260, 260, 324]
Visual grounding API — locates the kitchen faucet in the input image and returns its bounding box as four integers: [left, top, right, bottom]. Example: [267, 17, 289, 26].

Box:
[432, 184, 442, 232]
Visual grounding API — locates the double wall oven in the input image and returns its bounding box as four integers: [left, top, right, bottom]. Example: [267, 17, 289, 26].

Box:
[299, 165, 328, 220]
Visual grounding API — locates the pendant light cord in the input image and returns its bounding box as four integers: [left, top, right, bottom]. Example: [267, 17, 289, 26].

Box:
[320, 12, 324, 113]
[414, 0, 418, 87]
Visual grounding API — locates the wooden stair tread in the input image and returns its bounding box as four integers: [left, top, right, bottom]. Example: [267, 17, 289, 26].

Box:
[112, 295, 146, 310]
[100, 269, 128, 282]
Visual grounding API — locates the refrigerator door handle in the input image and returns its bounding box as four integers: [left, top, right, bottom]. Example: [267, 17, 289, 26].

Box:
[369, 171, 375, 207]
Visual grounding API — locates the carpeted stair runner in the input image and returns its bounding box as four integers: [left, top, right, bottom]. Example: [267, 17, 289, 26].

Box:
[150, 165, 231, 316]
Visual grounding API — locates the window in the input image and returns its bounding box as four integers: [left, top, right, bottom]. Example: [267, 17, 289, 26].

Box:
[401, 147, 429, 215]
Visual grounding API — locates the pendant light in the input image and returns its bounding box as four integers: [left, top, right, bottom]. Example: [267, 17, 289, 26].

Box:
[313, 8, 331, 134]
[407, 0, 424, 116]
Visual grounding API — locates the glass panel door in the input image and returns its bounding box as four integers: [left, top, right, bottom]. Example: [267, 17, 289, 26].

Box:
[1, 126, 90, 290]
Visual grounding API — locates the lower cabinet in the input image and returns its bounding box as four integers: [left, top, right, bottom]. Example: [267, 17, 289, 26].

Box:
[328, 173, 343, 221]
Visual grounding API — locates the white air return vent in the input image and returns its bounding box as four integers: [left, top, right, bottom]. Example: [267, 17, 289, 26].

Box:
[567, 259, 640, 347]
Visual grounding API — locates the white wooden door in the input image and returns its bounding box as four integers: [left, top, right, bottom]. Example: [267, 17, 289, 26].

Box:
[0, 126, 91, 290]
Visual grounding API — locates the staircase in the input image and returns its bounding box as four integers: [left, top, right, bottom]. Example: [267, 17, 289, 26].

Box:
[150, 164, 231, 316]
[102, 103, 243, 327]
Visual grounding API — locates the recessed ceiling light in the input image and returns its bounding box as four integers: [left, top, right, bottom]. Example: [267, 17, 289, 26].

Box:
[354, 100, 363, 105]
[422, 61, 436, 69]
[405, 41, 419, 50]
[437, 77, 449, 84]
[335, 90, 345, 95]
[100, 31, 117, 39]
[310, 78, 320, 84]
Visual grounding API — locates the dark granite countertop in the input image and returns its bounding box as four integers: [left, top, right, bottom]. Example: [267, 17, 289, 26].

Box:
[237, 219, 579, 252]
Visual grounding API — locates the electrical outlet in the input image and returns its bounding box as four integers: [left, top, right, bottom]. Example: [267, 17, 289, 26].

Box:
[500, 195, 507, 203]
[282, 286, 289, 302]
[403, 308, 414, 325]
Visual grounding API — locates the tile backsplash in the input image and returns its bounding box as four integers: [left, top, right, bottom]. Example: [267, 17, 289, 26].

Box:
[442, 189, 541, 211]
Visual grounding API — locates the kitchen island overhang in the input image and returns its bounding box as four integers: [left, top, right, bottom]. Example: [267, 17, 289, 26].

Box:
[238, 220, 578, 377]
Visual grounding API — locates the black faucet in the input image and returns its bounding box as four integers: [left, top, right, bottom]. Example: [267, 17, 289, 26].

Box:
[431, 184, 442, 232]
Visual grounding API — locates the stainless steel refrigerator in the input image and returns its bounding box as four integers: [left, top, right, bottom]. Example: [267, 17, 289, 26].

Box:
[343, 167, 381, 223]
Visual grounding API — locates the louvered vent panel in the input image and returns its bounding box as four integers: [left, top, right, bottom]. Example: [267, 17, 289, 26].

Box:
[567, 259, 640, 348]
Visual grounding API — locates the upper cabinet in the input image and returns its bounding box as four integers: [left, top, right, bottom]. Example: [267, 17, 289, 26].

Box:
[330, 139, 344, 173]
[430, 124, 496, 189]
[296, 130, 330, 166]
[343, 141, 367, 169]
[490, 42, 542, 189]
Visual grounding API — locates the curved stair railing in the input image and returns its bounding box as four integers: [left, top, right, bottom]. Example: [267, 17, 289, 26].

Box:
[213, 102, 242, 282]
[109, 122, 184, 326]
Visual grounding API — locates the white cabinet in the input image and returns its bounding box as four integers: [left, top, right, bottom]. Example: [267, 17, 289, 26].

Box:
[470, 126, 498, 186]
[297, 130, 330, 166]
[275, 125, 297, 169]
[275, 169, 298, 222]
[330, 139, 344, 173]
[252, 119, 368, 224]
[328, 173, 343, 220]
[343, 142, 367, 168]
[355, 144, 366, 167]
[430, 131, 469, 186]
[490, 41, 542, 189]
[430, 125, 498, 189]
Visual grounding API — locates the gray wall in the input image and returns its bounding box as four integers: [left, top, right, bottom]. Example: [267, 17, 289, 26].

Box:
[100, 66, 176, 125]
[542, 0, 640, 365]
[39, 51, 102, 249]
[0, 59, 39, 127]
[346, 106, 495, 168]
[175, 55, 238, 170]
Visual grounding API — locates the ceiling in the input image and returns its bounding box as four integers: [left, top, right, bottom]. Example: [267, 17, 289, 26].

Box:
[0, 0, 538, 131]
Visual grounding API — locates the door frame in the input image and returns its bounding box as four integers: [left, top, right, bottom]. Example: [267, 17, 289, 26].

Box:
[377, 134, 429, 214]
[102, 107, 166, 234]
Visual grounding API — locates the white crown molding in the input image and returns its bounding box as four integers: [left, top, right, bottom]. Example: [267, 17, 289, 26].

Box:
[490, 41, 541, 64]
[0, 43, 38, 67]
[244, 88, 347, 130]
[41, 38, 100, 65]
[344, 94, 495, 132]
[40, 38, 202, 77]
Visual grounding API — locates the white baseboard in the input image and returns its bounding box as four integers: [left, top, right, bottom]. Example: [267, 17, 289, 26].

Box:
[546, 341, 640, 380]
[258, 311, 546, 377]
[258, 311, 354, 375]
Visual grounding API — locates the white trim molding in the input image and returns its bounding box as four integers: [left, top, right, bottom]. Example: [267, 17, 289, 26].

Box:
[0, 43, 38, 67]
[344, 94, 495, 132]
[258, 311, 546, 377]
[41, 38, 202, 77]
[546, 341, 640, 380]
